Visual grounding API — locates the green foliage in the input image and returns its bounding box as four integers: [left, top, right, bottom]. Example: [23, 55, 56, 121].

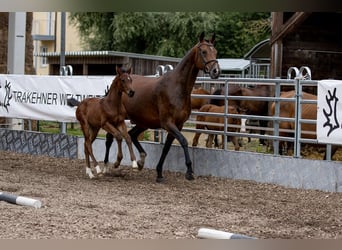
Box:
[69, 12, 271, 58]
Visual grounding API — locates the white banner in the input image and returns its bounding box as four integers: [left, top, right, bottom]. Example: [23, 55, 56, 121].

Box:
[317, 79, 342, 144]
[0, 74, 114, 122]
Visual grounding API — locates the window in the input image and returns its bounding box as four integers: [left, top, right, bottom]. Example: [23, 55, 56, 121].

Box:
[40, 47, 48, 67]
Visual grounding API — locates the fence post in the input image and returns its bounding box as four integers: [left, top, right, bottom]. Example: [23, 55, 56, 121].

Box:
[294, 78, 301, 157]
[273, 80, 281, 155]
[223, 80, 229, 150]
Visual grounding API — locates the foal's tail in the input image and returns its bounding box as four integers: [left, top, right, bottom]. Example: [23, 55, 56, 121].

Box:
[67, 97, 80, 107]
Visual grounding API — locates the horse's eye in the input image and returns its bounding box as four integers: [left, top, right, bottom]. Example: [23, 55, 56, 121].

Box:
[202, 50, 207, 56]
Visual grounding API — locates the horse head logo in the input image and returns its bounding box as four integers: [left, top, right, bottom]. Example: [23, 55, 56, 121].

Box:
[0, 80, 12, 112]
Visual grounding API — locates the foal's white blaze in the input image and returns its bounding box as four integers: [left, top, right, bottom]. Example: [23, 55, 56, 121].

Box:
[86, 167, 95, 179]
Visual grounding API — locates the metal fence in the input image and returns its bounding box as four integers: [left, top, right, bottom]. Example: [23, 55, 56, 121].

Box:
[183, 76, 338, 160]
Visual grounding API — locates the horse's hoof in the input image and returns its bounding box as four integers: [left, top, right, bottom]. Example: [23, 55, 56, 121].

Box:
[156, 177, 164, 183]
[185, 173, 195, 181]
[137, 160, 144, 171]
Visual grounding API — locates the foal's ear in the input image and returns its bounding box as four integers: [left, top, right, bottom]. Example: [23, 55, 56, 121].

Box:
[116, 66, 122, 75]
[210, 33, 216, 44]
[199, 32, 205, 42]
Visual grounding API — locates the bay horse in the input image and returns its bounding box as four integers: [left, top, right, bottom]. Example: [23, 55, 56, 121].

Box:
[191, 87, 210, 110]
[71, 67, 138, 179]
[210, 84, 271, 145]
[192, 104, 241, 150]
[270, 90, 339, 159]
[104, 32, 220, 182]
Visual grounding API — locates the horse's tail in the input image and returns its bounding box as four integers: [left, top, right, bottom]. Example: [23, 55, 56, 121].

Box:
[67, 98, 80, 107]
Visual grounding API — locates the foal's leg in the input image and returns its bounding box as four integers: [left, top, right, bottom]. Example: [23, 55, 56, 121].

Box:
[129, 126, 147, 170]
[85, 127, 102, 176]
[103, 122, 138, 170]
[117, 122, 138, 170]
[81, 123, 100, 179]
[113, 137, 123, 168]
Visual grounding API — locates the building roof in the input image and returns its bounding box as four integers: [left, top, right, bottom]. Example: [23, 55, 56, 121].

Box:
[36, 50, 181, 62]
[217, 58, 250, 72]
[244, 39, 270, 60]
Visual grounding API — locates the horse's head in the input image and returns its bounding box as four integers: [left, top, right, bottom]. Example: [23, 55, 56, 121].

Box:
[195, 32, 220, 79]
[116, 66, 135, 97]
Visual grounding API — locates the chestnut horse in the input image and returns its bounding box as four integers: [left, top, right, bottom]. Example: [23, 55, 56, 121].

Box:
[71, 67, 138, 179]
[192, 104, 241, 150]
[104, 32, 220, 182]
[270, 90, 339, 159]
[191, 87, 210, 110]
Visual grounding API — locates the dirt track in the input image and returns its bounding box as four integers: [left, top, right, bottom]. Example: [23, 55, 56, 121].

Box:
[1, 150, 342, 239]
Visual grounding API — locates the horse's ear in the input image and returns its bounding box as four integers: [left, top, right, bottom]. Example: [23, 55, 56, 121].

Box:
[127, 67, 132, 74]
[210, 33, 216, 44]
[116, 66, 122, 75]
[199, 32, 205, 42]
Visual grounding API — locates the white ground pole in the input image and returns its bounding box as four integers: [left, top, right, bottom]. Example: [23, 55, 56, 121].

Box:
[197, 228, 257, 239]
[7, 12, 26, 130]
[0, 192, 42, 209]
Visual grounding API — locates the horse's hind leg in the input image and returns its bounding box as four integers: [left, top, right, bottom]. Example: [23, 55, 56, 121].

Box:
[83, 142, 95, 179]
[206, 134, 214, 148]
[192, 132, 201, 147]
[85, 127, 102, 177]
[129, 126, 147, 170]
[161, 124, 194, 182]
[231, 136, 240, 151]
[83, 135, 100, 178]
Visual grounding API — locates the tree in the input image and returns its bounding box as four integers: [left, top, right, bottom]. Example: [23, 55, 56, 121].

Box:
[69, 12, 271, 58]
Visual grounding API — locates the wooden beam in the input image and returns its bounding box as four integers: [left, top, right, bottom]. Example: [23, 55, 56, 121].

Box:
[270, 12, 311, 45]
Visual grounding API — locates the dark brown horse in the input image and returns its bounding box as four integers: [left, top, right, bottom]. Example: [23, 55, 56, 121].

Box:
[104, 32, 220, 182]
[192, 104, 241, 150]
[72, 67, 138, 179]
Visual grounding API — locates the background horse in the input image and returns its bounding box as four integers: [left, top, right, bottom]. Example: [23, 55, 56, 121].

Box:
[210, 84, 271, 145]
[270, 90, 339, 159]
[192, 104, 241, 150]
[71, 67, 138, 179]
[104, 32, 220, 182]
[191, 87, 211, 110]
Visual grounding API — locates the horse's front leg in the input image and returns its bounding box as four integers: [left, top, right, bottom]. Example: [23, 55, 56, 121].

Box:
[155, 133, 175, 183]
[117, 123, 138, 170]
[113, 137, 123, 168]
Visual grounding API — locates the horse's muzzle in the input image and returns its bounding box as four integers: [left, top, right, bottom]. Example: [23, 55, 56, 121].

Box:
[206, 61, 220, 79]
[127, 90, 135, 97]
[210, 66, 220, 79]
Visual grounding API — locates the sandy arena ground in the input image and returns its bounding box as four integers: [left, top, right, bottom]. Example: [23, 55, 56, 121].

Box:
[1, 149, 342, 239]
